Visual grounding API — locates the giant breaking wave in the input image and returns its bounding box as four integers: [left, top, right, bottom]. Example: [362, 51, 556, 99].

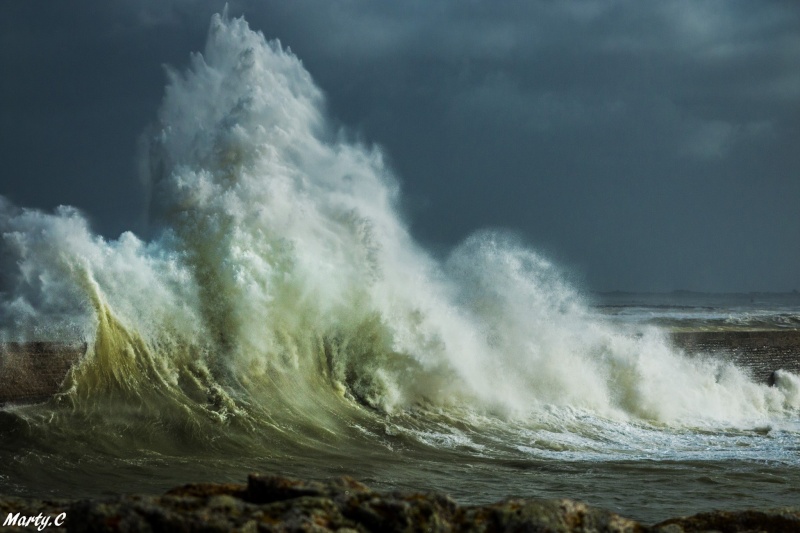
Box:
[1, 14, 798, 456]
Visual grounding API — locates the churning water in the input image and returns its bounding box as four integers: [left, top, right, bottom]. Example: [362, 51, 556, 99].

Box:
[1, 13, 799, 523]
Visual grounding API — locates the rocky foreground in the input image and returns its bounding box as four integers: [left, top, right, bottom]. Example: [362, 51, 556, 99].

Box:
[1, 474, 799, 532]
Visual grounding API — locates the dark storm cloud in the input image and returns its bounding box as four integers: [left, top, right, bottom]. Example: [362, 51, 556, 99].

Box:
[2, 0, 798, 291]
[0, 1, 226, 236]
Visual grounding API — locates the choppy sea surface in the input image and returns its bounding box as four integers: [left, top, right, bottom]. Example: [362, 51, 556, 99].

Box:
[595, 291, 800, 332]
[1, 13, 799, 524]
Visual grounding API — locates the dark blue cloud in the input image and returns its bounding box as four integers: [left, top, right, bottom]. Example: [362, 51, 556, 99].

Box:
[1, 0, 798, 291]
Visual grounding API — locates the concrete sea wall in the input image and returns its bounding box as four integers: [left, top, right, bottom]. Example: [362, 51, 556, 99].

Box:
[671, 330, 800, 383]
[0, 342, 86, 406]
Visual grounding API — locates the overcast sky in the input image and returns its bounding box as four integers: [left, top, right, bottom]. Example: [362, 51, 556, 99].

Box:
[2, 1, 798, 292]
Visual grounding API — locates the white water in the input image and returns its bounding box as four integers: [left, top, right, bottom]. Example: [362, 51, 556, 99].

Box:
[1, 12, 798, 443]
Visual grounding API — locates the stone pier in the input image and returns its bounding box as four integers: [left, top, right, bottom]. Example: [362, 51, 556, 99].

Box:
[0, 342, 86, 406]
[671, 330, 800, 383]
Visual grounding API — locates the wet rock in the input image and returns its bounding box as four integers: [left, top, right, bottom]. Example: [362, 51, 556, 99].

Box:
[1, 475, 799, 532]
[342, 490, 458, 533]
[653, 508, 800, 532]
[458, 498, 644, 532]
[767, 370, 779, 387]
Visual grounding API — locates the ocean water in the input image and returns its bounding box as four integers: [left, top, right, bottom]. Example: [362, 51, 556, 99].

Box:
[594, 291, 800, 332]
[1, 13, 799, 524]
